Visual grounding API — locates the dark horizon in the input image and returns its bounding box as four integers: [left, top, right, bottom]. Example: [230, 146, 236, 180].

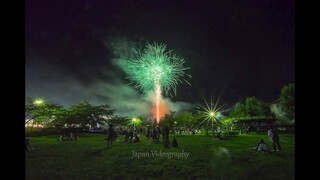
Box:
[26, 0, 294, 114]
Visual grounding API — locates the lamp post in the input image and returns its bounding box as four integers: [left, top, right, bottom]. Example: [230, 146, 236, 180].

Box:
[33, 99, 44, 105]
[132, 118, 137, 132]
[210, 112, 215, 138]
[31, 98, 44, 129]
[131, 117, 142, 133]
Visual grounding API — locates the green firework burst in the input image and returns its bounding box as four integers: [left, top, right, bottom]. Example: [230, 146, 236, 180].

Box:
[124, 42, 191, 96]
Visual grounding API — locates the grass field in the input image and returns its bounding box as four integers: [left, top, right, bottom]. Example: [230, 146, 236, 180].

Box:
[26, 133, 294, 180]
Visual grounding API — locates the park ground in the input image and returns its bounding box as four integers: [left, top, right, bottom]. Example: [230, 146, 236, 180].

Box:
[26, 133, 294, 180]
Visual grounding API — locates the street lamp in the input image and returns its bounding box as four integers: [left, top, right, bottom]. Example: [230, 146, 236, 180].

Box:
[197, 97, 224, 141]
[130, 117, 142, 132]
[132, 118, 137, 131]
[33, 99, 44, 105]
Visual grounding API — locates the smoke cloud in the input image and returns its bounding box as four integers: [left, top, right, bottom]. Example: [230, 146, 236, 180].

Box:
[26, 36, 193, 120]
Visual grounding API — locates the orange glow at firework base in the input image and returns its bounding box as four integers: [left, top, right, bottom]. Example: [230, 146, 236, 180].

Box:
[152, 103, 167, 124]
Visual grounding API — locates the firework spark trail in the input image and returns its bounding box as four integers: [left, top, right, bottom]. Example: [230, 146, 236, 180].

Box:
[155, 83, 161, 123]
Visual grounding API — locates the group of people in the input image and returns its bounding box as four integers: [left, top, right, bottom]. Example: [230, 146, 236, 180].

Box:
[252, 126, 282, 153]
[105, 124, 179, 148]
[122, 130, 140, 143]
[58, 133, 79, 141]
[151, 126, 161, 143]
[28, 124, 283, 153]
[105, 124, 283, 152]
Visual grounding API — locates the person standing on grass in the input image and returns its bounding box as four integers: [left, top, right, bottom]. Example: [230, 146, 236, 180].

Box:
[217, 127, 222, 138]
[268, 126, 281, 152]
[106, 124, 117, 148]
[172, 137, 178, 148]
[163, 126, 170, 148]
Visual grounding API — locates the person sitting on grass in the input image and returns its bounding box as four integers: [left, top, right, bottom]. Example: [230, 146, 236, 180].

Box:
[74, 134, 79, 141]
[25, 138, 40, 151]
[251, 139, 270, 153]
[172, 137, 178, 148]
[219, 134, 226, 140]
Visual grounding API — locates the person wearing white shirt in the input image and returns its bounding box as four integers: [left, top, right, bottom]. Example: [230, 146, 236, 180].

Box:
[251, 139, 270, 153]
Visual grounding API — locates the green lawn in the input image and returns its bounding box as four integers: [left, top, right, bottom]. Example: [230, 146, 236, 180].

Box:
[26, 133, 294, 180]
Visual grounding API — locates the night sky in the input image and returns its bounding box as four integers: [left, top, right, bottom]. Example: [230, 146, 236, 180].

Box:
[26, 0, 294, 116]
